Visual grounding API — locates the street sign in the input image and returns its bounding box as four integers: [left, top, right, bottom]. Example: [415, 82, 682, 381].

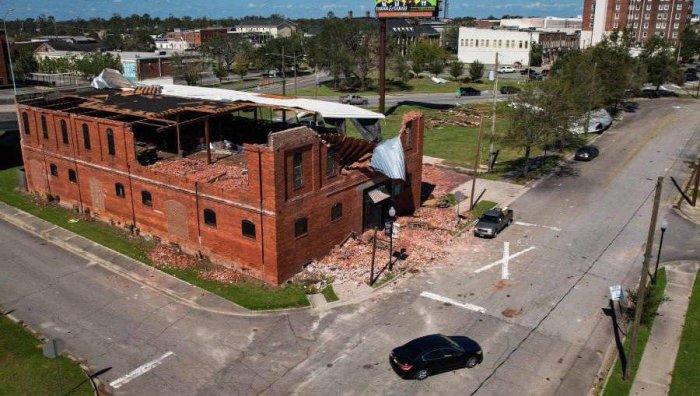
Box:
[609, 285, 623, 301]
[454, 191, 466, 203]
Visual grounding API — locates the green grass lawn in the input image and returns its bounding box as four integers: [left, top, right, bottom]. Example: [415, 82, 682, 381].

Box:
[0, 167, 310, 310]
[603, 269, 667, 396]
[669, 269, 700, 395]
[0, 315, 93, 395]
[322, 284, 340, 302]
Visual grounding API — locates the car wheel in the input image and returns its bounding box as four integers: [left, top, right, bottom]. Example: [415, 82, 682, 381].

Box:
[415, 369, 429, 380]
[508, 218, 513, 225]
[466, 356, 479, 368]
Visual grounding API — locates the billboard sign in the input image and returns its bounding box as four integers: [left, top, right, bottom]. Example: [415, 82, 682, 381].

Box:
[375, 0, 438, 18]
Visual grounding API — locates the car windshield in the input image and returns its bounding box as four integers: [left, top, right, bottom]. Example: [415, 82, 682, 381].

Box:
[481, 215, 500, 223]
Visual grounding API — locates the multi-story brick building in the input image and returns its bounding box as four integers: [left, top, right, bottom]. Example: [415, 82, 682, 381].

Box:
[166, 27, 229, 48]
[16, 85, 423, 285]
[581, 0, 694, 47]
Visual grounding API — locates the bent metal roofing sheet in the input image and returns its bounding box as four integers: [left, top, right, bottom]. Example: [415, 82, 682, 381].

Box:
[156, 84, 385, 120]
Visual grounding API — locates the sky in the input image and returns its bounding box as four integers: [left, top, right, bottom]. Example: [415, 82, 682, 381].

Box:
[5, 0, 584, 21]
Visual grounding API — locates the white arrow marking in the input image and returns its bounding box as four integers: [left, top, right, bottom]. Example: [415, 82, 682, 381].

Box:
[502, 242, 510, 280]
[420, 291, 486, 313]
[514, 221, 562, 232]
[109, 351, 174, 389]
[474, 246, 536, 274]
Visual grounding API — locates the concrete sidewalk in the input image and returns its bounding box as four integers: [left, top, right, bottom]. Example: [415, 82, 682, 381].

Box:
[630, 261, 699, 396]
[0, 201, 251, 316]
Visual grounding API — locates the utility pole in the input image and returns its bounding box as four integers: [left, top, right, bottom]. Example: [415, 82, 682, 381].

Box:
[488, 52, 499, 172]
[379, 18, 387, 114]
[626, 176, 663, 379]
[470, 116, 484, 210]
[293, 50, 298, 95]
[3, 9, 17, 96]
[281, 46, 286, 96]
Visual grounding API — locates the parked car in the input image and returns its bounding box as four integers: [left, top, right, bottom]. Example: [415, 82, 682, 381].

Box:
[685, 72, 699, 82]
[497, 66, 516, 74]
[473, 207, 513, 238]
[574, 145, 600, 161]
[519, 67, 534, 75]
[527, 71, 544, 80]
[389, 334, 483, 380]
[457, 87, 481, 97]
[339, 94, 368, 105]
[642, 87, 678, 98]
[500, 86, 521, 94]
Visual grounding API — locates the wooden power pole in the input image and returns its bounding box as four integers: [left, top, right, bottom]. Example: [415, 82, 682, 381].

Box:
[626, 176, 663, 379]
[470, 116, 484, 210]
[378, 18, 387, 114]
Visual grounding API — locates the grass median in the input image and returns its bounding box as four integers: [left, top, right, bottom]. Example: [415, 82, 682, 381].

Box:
[669, 268, 700, 395]
[603, 268, 667, 396]
[0, 315, 93, 395]
[0, 167, 310, 310]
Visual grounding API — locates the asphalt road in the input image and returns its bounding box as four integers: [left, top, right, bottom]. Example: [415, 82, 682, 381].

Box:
[1, 98, 698, 395]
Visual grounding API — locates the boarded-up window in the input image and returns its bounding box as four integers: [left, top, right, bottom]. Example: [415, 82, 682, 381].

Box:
[41, 115, 48, 139]
[106, 128, 115, 156]
[242, 220, 256, 239]
[60, 120, 69, 145]
[204, 208, 217, 227]
[331, 203, 342, 221]
[82, 124, 91, 150]
[294, 217, 308, 237]
[22, 112, 30, 135]
[293, 152, 303, 189]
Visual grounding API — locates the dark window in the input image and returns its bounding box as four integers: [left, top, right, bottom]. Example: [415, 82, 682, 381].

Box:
[82, 124, 91, 150]
[242, 220, 256, 239]
[294, 217, 308, 237]
[423, 350, 444, 361]
[60, 120, 69, 145]
[293, 152, 303, 189]
[115, 182, 125, 198]
[326, 149, 336, 178]
[405, 121, 412, 149]
[22, 112, 30, 135]
[331, 203, 342, 221]
[106, 129, 115, 156]
[141, 190, 153, 206]
[204, 209, 217, 227]
[405, 173, 412, 188]
[68, 169, 77, 183]
[41, 115, 48, 139]
[49, 164, 58, 176]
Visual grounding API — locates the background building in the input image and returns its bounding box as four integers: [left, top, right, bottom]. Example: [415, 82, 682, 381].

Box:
[458, 27, 540, 66]
[581, 0, 694, 47]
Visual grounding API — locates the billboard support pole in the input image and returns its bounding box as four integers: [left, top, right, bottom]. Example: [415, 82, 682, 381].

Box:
[379, 18, 387, 114]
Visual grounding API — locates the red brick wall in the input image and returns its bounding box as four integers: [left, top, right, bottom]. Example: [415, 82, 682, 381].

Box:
[18, 103, 426, 285]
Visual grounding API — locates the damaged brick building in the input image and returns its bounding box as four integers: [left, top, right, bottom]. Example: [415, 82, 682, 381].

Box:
[17, 84, 424, 284]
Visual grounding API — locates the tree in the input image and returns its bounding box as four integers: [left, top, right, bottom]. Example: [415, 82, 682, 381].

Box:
[590, 36, 641, 108]
[640, 36, 683, 90]
[231, 53, 250, 78]
[171, 54, 205, 86]
[12, 47, 39, 81]
[200, 34, 253, 70]
[212, 61, 228, 83]
[72, 53, 122, 79]
[529, 42, 543, 67]
[448, 59, 464, 80]
[469, 60, 485, 82]
[122, 30, 155, 51]
[392, 55, 411, 82]
[409, 40, 446, 75]
[678, 27, 700, 62]
[442, 27, 459, 53]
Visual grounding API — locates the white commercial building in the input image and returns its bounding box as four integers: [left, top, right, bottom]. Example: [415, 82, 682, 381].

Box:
[499, 17, 582, 34]
[458, 27, 540, 66]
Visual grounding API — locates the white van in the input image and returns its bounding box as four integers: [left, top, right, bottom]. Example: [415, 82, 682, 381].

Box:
[497, 66, 516, 74]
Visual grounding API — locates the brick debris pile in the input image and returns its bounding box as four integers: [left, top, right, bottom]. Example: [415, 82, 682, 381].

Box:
[422, 164, 471, 199]
[149, 158, 249, 189]
[148, 244, 199, 269]
[425, 105, 485, 129]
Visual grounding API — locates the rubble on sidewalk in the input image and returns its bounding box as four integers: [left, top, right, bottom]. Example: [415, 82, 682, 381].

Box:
[422, 164, 471, 199]
[148, 244, 199, 269]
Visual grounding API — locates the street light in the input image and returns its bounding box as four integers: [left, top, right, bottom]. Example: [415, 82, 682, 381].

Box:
[652, 219, 668, 284]
[2, 8, 17, 96]
[387, 205, 396, 271]
[266, 48, 300, 96]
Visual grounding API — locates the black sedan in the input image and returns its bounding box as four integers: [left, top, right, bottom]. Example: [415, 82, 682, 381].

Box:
[457, 87, 481, 97]
[574, 145, 599, 161]
[389, 334, 483, 380]
[500, 86, 521, 94]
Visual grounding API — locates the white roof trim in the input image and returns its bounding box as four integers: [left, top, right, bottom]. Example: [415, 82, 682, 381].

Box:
[156, 84, 384, 120]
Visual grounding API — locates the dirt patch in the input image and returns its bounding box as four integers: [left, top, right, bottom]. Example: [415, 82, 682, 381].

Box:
[502, 308, 523, 318]
[493, 280, 509, 290]
[425, 105, 487, 129]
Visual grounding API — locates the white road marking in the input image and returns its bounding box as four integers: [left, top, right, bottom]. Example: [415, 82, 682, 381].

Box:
[109, 351, 174, 389]
[501, 242, 510, 280]
[514, 221, 562, 232]
[474, 246, 536, 274]
[420, 291, 486, 313]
